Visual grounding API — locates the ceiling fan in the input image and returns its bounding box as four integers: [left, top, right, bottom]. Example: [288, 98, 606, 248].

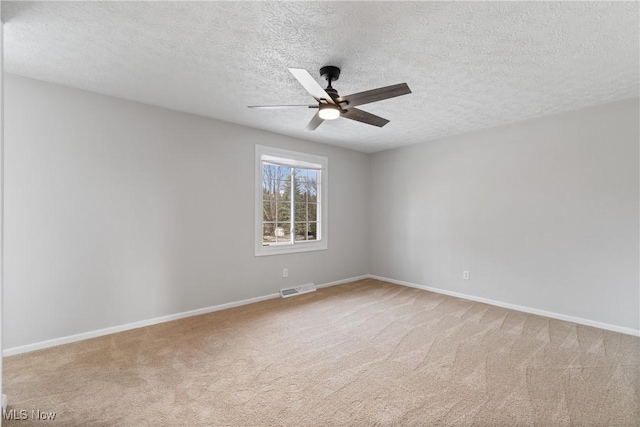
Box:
[248, 66, 411, 131]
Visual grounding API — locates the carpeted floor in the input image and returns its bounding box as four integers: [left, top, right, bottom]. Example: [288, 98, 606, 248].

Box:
[4, 279, 639, 426]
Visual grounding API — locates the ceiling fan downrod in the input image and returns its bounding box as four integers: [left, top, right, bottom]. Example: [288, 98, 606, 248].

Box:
[319, 65, 341, 101]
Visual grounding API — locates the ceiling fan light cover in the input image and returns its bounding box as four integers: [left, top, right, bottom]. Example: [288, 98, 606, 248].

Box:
[318, 104, 340, 120]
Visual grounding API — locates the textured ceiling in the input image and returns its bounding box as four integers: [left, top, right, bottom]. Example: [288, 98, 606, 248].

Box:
[3, 1, 639, 153]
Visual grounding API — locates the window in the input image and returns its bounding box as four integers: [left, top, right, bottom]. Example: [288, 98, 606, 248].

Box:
[255, 145, 327, 256]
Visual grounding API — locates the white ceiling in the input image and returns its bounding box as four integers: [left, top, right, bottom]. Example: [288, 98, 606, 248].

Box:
[3, 1, 639, 153]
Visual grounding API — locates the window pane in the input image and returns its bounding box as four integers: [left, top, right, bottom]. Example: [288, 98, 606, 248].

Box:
[277, 202, 291, 222]
[300, 169, 315, 203]
[263, 191, 277, 204]
[277, 166, 292, 181]
[263, 164, 276, 178]
[307, 171, 318, 202]
[276, 180, 290, 201]
[308, 222, 317, 240]
[308, 184, 317, 202]
[295, 203, 307, 222]
[263, 222, 276, 244]
[294, 170, 306, 202]
[263, 164, 277, 178]
[308, 203, 317, 222]
[263, 202, 276, 222]
[263, 164, 278, 202]
[294, 168, 307, 183]
[275, 223, 291, 243]
[302, 182, 311, 202]
[295, 222, 307, 241]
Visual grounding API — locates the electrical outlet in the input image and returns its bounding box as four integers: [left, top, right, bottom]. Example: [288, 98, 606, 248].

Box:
[283, 268, 288, 278]
[463, 270, 470, 280]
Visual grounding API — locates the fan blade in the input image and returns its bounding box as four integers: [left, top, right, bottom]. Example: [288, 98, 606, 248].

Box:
[288, 68, 336, 104]
[337, 83, 411, 107]
[248, 105, 317, 109]
[342, 108, 390, 127]
[305, 111, 324, 131]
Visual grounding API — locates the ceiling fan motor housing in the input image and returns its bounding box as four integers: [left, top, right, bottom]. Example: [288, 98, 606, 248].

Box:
[324, 87, 339, 101]
[320, 66, 340, 84]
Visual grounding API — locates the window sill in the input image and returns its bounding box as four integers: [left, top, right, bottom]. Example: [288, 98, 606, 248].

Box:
[255, 241, 327, 257]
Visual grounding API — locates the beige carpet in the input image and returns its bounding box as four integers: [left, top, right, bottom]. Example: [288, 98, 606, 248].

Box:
[4, 279, 639, 426]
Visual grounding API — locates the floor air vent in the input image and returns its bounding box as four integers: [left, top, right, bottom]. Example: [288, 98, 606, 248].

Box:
[280, 283, 316, 298]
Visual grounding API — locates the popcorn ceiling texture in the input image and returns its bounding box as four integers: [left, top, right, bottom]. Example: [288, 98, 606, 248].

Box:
[3, 1, 638, 152]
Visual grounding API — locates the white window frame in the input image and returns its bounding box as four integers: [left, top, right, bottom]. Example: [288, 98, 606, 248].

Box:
[255, 145, 328, 256]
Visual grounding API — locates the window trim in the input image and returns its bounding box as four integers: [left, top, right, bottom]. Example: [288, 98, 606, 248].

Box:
[255, 145, 328, 257]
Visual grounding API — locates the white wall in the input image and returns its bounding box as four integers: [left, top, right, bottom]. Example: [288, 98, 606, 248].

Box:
[371, 98, 639, 331]
[4, 75, 370, 349]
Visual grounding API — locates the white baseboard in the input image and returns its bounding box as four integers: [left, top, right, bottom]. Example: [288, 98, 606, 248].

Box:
[369, 275, 640, 337]
[5, 273, 635, 357]
[316, 274, 369, 289]
[3, 275, 370, 357]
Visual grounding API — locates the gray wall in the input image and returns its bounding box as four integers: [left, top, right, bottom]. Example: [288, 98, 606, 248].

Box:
[0, 10, 4, 400]
[5, 75, 639, 350]
[4, 75, 371, 349]
[371, 98, 639, 330]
